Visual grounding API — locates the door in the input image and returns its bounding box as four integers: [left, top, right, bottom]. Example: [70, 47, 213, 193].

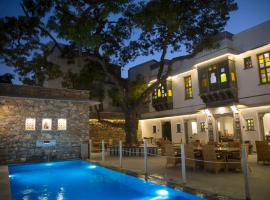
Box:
[162, 122, 172, 141]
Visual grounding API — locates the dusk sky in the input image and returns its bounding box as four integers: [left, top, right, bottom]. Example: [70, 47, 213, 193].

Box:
[0, 0, 270, 83]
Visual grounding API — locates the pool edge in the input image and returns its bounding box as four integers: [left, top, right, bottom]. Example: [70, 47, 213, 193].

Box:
[86, 159, 242, 200]
[0, 165, 12, 200]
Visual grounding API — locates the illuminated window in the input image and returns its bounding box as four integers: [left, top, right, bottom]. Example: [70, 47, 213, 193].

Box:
[176, 123, 181, 133]
[220, 67, 227, 83]
[42, 118, 52, 131]
[152, 81, 172, 100]
[58, 119, 67, 130]
[257, 51, 270, 84]
[184, 76, 193, 99]
[153, 125, 157, 133]
[244, 56, 252, 69]
[200, 122, 206, 132]
[246, 119, 255, 131]
[25, 118, 36, 131]
[191, 121, 198, 134]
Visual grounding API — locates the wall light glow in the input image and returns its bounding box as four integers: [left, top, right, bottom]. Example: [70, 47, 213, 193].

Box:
[204, 109, 211, 116]
[230, 105, 239, 113]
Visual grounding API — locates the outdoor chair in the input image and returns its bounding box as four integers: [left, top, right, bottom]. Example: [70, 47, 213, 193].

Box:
[165, 143, 179, 167]
[185, 144, 203, 170]
[161, 139, 172, 155]
[256, 141, 270, 164]
[202, 145, 226, 173]
[227, 144, 250, 172]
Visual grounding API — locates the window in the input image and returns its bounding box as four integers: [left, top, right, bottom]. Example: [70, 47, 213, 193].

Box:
[152, 82, 168, 99]
[153, 125, 157, 133]
[246, 119, 255, 131]
[176, 123, 181, 133]
[257, 51, 270, 84]
[25, 118, 36, 131]
[42, 118, 52, 131]
[191, 121, 198, 134]
[244, 56, 252, 69]
[184, 76, 193, 99]
[200, 122, 206, 132]
[220, 67, 227, 83]
[58, 119, 67, 130]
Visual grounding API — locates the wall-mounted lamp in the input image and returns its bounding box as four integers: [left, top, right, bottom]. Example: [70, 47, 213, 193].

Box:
[230, 105, 239, 113]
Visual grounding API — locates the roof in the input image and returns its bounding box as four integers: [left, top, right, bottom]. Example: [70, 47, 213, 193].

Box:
[0, 83, 100, 105]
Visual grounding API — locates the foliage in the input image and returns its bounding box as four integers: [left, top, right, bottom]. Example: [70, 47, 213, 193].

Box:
[0, 0, 238, 144]
[0, 73, 14, 84]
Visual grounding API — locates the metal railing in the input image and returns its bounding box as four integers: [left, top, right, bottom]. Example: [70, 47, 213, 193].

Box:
[88, 139, 251, 200]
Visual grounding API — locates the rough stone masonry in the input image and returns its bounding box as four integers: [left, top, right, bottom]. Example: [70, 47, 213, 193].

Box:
[0, 84, 96, 164]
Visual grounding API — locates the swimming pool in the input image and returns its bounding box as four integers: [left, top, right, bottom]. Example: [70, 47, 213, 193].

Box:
[8, 160, 205, 200]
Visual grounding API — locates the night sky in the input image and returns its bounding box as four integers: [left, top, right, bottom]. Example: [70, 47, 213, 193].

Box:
[0, 0, 270, 83]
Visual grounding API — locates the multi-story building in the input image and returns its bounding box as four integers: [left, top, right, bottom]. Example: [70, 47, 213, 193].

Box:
[129, 20, 270, 148]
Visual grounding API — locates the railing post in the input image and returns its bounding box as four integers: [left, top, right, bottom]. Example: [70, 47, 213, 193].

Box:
[144, 140, 148, 176]
[89, 139, 92, 160]
[181, 144, 186, 183]
[242, 144, 251, 200]
[102, 140, 105, 162]
[119, 140, 122, 168]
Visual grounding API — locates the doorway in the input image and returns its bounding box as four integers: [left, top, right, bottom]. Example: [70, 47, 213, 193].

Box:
[262, 113, 270, 140]
[216, 115, 234, 142]
[162, 122, 172, 141]
[184, 119, 198, 144]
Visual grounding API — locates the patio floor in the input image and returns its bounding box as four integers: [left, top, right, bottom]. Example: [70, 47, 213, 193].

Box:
[91, 153, 270, 200]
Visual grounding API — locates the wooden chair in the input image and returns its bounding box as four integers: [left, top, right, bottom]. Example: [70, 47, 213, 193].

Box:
[202, 145, 226, 173]
[165, 143, 179, 167]
[161, 139, 171, 155]
[227, 144, 249, 172]
[185, 144, 203, 170]
[256, 141, 270, 164]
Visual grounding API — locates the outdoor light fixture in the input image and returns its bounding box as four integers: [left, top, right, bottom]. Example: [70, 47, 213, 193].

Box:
[230, 105, 239, 113]
[217, 107, 226, 114]
[204, 109, 211, 116]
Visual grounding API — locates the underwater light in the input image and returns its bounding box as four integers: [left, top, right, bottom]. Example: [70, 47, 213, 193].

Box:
[9, 175, 15, 178]
[156, 190, 169, 196]
[45, 163, 53, 166]
[88, 165, 97, 169]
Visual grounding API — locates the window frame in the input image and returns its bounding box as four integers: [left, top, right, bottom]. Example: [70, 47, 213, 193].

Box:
[244, 56, 253, 69]
[184, 75, 193, 100]
[246, 119, 255, 131]
[257, 51, 270, 84]
[153, 125, 157, 134]
[200, 122, 206, 132]
[176, 123, 181, 133]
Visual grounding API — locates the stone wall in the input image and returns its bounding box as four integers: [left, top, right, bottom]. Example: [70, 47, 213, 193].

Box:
[89, 119, 126, 149]
[0, 96, 89, 164]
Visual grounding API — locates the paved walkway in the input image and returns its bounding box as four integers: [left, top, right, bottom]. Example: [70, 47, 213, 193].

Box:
[0, 165, 11, 200]
[91, 153, 270, 200]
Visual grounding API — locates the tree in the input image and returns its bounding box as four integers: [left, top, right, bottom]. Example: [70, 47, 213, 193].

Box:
[0, 73, 14, 84]
[0, 0, 237, 145]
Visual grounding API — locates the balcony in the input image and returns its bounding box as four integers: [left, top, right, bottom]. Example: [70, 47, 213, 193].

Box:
[198, 60, 238, 106]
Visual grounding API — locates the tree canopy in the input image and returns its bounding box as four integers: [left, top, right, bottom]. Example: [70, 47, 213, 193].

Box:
[0, 0, 237, 144]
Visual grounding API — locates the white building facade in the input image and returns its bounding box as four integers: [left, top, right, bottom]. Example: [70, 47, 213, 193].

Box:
[129, 20, 270, 148]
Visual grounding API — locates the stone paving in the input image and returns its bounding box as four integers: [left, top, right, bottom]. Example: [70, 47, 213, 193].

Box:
[91, 153, 270, 200]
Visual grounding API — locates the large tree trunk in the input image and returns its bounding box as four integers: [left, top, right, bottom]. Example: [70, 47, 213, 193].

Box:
[124, 109, 139, 146]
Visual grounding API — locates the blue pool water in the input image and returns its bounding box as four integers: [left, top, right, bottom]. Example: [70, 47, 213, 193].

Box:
[8, 160, 205, 200]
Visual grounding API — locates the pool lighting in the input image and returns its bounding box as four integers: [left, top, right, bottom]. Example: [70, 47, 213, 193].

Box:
[9, 174, 15, 178]
[45, 163, 53, 166]
[88, 165, 97, 169]
[156, 190, 169, 196]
